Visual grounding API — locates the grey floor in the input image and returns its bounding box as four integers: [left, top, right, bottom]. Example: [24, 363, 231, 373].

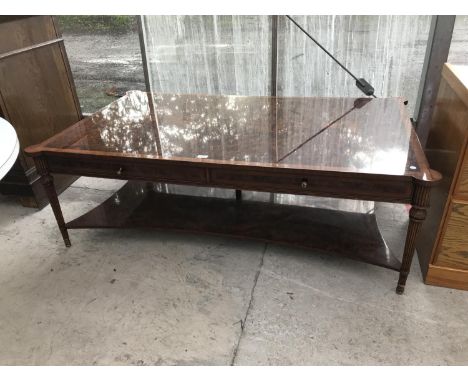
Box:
[1, 177, 467, 365]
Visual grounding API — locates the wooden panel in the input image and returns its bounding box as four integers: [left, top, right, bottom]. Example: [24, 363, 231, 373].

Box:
[434, 201, 468, 270]
[48, 156, 207, 185]
[0, 16, 81, 208]
[0, 44, 80, 154]
[0, 16, 57, 54]
[443, 64, 468, 108]
[454, 147, 468, 200]
[209, 167, 412, 202]
[417, 63, 468, 279]
[426, 264, 468, 291]
[426, 75, 468, 156]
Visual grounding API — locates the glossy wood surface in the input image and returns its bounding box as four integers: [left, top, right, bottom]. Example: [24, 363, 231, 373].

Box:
[27, 91, 434, 181]
[66, 181, 401, 271]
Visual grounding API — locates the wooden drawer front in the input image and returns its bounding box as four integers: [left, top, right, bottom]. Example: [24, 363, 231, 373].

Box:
[454, 148, 468, 200]
[436, 201, 468, 270]
[210, 168, 315, 195]
[48, 157, 207, 185]
[209, 168, 412, 202]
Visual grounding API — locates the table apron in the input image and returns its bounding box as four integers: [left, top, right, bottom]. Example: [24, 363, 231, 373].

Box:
[46, 156, 413, 203]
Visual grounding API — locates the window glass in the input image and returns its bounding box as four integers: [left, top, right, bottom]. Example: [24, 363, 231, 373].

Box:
[142, 16, 432, 116]
[56, 16, 146, 114]
[277, 15, 432, 114]
[141, 15, 272, 95]
[448, 15, 468, 64]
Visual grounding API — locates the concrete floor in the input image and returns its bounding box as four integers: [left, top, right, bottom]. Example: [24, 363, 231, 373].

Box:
[1, 177, 467, 365]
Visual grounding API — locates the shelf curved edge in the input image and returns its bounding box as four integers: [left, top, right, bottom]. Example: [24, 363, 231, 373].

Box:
[66, 181, 402, 272]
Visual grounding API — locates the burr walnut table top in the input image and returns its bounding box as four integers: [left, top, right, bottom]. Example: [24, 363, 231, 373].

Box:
[26, 90, 435, 183]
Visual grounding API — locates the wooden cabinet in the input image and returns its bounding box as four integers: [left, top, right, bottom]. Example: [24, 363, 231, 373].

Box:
[417, 63, 468, 290]
[0, 16, 81, 208]
[436, 202, 468, 270]
[454, 151, 468, 199]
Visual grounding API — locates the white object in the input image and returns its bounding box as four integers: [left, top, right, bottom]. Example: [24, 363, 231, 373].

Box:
[0, 117, 20, 180]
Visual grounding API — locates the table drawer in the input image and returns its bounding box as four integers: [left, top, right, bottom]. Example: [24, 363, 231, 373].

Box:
[209, 167, 412, 201]
[210, 168, 315, 194]
[435, 201, 468, 270]
[48, 156, 207, 185]
[454, 147, 468, 200]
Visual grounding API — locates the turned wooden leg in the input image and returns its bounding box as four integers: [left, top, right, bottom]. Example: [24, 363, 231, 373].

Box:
[396, 206, 427, 294]
[235, 189, 242, 201]
[396, 181, 431, 294]
[35, 156, 71, 247]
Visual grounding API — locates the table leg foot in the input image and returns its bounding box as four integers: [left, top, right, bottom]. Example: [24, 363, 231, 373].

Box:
[235, 189, 242, 201]
[64, 236, 72, 247]
[396, 280, 406, 295]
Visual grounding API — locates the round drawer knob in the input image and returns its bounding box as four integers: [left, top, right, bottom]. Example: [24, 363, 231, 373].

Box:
[301, 180, 308, 189]
[117, 167, 124, 176]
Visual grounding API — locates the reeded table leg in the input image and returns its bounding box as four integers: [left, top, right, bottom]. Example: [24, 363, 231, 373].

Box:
[396, 180, 431, 294]
[35, 156, 71, 247]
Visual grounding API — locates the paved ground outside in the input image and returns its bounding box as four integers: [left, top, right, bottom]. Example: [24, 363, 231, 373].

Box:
[62, 32, 146, 114]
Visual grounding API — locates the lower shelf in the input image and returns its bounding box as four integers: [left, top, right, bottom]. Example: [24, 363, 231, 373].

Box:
[66, 181, 402, 271]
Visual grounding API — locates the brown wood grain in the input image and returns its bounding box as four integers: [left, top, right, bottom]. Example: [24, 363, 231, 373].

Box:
[0, 44, 80, 154]
[426, 264, 468, 291]
[43, 151, 416, 204]
[443, 64, 468, 108]
[25, 91, 436, 183]
[0, 16, 56, 55]
[454, 147, 468, 200]
[0, 16, 81, 208]
[435, 201, 468, 270]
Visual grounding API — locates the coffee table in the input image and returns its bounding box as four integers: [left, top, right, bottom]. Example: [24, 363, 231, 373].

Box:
[25, 91, 441, 294]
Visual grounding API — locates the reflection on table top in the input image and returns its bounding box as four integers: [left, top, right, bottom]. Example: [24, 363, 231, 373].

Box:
[31, 90, 433, 180]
